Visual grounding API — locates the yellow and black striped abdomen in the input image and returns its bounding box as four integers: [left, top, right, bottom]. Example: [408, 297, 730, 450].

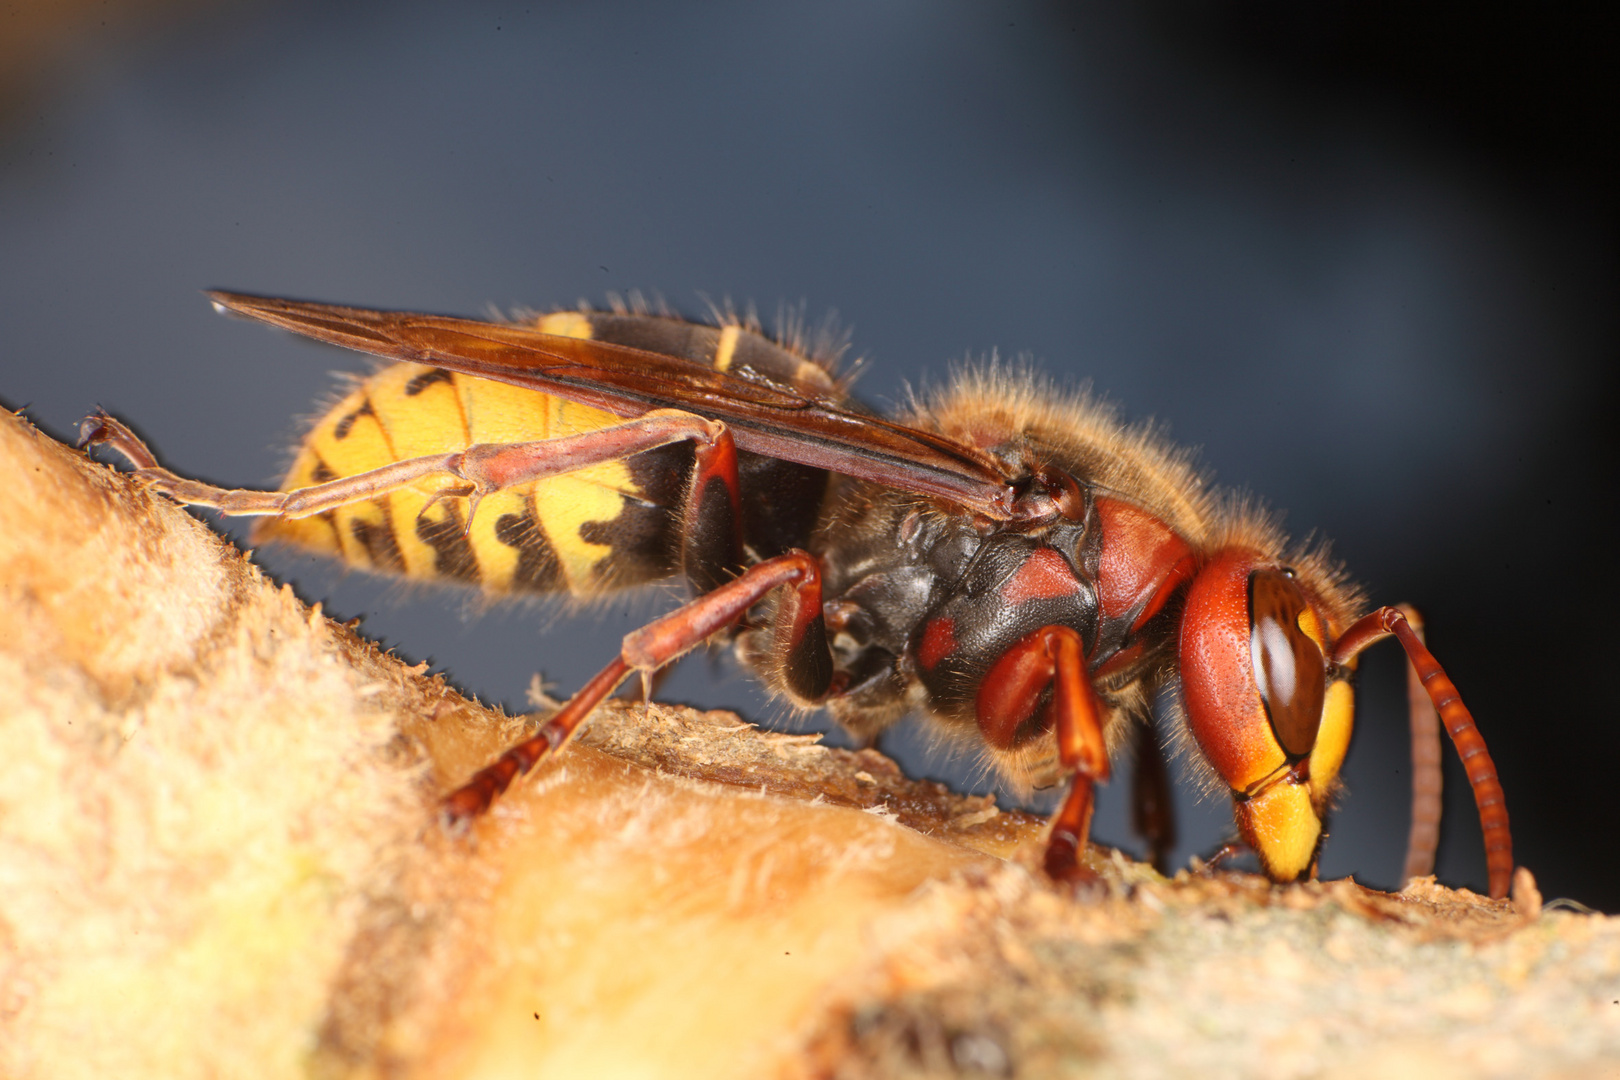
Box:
[256, 310, 836, 597]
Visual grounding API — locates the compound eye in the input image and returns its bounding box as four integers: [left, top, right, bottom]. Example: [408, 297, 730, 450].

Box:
[1248, 569, 1327, 760]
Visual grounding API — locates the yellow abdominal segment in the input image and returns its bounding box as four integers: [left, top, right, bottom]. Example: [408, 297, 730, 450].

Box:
[259, 314, 640, 596]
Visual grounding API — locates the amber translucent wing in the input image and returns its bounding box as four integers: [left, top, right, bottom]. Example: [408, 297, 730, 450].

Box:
[207, 291, 1016, 518]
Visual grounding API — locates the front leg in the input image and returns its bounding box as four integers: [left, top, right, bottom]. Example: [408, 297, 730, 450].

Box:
[975, 626, 1112, 887]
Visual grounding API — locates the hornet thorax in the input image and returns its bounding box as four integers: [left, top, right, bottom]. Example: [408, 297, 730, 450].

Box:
[804, 465, 1160, 759]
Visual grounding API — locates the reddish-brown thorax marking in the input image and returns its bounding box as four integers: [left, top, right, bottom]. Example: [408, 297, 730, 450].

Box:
[1094, 498, 1197, 633]
[918, 617, 957, 671]
[999, 548, 1084, 606]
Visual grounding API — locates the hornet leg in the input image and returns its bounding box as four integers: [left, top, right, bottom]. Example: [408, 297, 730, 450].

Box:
[79, 408, 737, 535]
[975, 626, 1111, 886]
[442, 550, 831, 823]
[1130, 711, 1176, 875]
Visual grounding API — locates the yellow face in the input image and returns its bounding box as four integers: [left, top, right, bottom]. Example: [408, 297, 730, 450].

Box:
[1234, 677, 1354, 881]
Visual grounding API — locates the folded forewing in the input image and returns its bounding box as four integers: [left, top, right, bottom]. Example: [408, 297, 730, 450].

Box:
[207, 292, 1015, 518]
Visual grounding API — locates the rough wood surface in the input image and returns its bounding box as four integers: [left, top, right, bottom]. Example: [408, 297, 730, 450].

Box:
[2, 409, 1616, 1079]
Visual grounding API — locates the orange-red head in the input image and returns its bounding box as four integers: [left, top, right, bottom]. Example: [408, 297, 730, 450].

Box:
[1179, 549, 1356, 882]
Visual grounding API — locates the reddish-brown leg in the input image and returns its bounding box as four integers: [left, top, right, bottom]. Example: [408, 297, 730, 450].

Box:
[1130, 713, 1176, 874]
[442, 550, 831, 824]
[1198, 841, 1247, 873]
[975, 626, 1111, 885]
[1332, 606, 1513, 899]
[1045, 774, 1099, 884]
[442, 655, 633, 824]
[679, 422, 746, 595]
[80, 408, 730, 522]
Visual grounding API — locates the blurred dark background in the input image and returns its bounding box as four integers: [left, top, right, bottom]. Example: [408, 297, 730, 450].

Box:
[3, 2, 1614, 908]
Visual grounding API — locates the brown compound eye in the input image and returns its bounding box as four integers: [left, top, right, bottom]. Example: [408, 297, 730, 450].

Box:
[1248, 569, 1327, 761]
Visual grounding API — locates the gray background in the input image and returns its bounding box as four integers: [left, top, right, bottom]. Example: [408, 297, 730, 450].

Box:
[3, 2, 1614, 907]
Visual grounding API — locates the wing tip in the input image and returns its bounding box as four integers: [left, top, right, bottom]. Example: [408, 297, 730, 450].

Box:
[205, 289, 273, 320]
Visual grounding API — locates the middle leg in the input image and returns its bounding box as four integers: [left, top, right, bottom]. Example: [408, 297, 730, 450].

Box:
[975, 626, 1112, 885]
[1130, 711, 1176, 875]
